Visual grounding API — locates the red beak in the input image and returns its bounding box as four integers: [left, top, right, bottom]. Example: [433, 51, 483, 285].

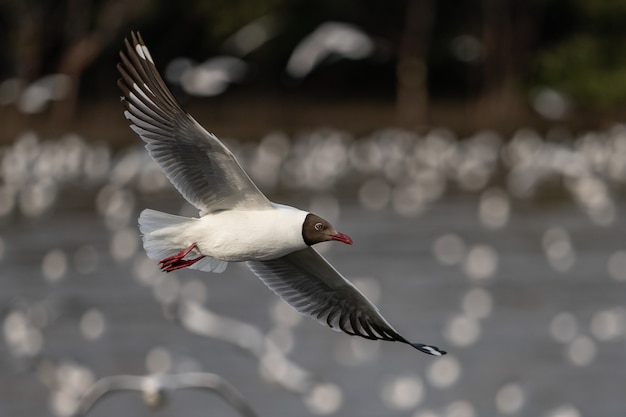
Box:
[330, 232, 353, 245]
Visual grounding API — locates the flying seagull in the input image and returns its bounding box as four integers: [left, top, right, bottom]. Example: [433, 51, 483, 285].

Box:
[74, 373, 259, 417]
[117, 32, 445, 356]
[285, 21, 374, 79]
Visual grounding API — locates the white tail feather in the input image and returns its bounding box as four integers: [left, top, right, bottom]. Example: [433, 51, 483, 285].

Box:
[138, 209, 228, 273]
[139, 208, 191, 234]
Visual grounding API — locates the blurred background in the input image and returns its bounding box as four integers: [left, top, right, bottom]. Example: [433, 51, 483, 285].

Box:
[2, 1, 626, 417]
[4, 0, 626, 142]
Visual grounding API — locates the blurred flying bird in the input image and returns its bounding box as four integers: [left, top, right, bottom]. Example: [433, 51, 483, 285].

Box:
[285, 22, 374, 79]
[221, 15, 279, 57]
[117, 31, 445, 356]
[165, 56, 248, 97]
[16, 74, 71, 114]
[74, 373, 259, 417]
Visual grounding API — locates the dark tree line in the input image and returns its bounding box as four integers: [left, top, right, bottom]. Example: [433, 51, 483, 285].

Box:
[1, 0, 626, 130]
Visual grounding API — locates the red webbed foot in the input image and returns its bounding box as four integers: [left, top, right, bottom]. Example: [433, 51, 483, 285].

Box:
[159, 243, 205, 272]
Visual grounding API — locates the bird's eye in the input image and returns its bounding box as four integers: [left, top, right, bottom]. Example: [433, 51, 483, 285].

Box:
[314, 222, 324, 231]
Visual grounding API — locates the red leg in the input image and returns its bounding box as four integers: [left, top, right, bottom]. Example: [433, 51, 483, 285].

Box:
[159, 243, 198, 264]
[158, 243, 205, 272]
[160, 255, 205, 272]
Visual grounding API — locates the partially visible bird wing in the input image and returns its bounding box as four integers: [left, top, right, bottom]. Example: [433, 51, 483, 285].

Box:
[118, 31, 272, 213]
[247, 247, 446, 355]
[76, 375, 145, 415]
[170, 373, 260, 417]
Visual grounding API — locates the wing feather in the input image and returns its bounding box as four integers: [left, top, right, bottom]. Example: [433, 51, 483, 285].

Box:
[247, 248, 446, 355]
[118, 31, 271, 213]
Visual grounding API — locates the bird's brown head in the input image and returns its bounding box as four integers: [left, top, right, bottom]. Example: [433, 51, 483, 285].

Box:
[302, 213, 353, 246]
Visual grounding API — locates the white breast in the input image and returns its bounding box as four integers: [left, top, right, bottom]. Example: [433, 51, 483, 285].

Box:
[186, 206, 309, 262]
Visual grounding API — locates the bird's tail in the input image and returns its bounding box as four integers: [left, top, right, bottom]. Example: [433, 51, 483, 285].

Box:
[139, 208, 192, 235]
[138, 209, 227, 273]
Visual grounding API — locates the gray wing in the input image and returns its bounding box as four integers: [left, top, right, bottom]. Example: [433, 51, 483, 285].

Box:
[247, 248, 446, 355]
[167, 373, 260, 417]
[76, 375, 146, 415]
[117, 31, 272, 213]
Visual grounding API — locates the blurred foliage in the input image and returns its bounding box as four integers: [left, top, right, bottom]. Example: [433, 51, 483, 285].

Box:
[537, 35, 626, 108]
[534, 0, 626, 108]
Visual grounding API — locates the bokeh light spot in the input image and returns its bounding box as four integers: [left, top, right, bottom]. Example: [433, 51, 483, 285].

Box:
[495, 382, 525, 414]
[550, 312, 578, 343]
[463, 245, 498, 281]
[381, 375, 424, 410]
[444, 314, 481, 347]
[79, 309, 106, 341]
[433, 234, 466, 266]
[426, 355, 461, 388]
[607, 250, 626, 281]
[42, 249, 67, 283]
[566, 336, 596, 366]
[462, 288, 493, 319]
[304, 383, 343, 415]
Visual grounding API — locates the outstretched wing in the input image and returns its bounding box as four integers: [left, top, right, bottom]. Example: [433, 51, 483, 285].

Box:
[247, 247, 446, 355]
[118, 31, 272, 213]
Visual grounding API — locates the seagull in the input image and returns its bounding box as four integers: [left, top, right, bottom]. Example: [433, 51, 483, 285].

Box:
[285, 22, 374, 79]
[117, 32, 446, 356]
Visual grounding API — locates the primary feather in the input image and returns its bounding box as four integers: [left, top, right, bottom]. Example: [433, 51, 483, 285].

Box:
[118, 32, 271, 214]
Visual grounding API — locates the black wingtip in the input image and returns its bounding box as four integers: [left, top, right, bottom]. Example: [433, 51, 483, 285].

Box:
[410, 343, 447, 356]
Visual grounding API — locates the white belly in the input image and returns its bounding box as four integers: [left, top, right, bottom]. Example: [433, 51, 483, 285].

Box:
[182, 208, 309, 262]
